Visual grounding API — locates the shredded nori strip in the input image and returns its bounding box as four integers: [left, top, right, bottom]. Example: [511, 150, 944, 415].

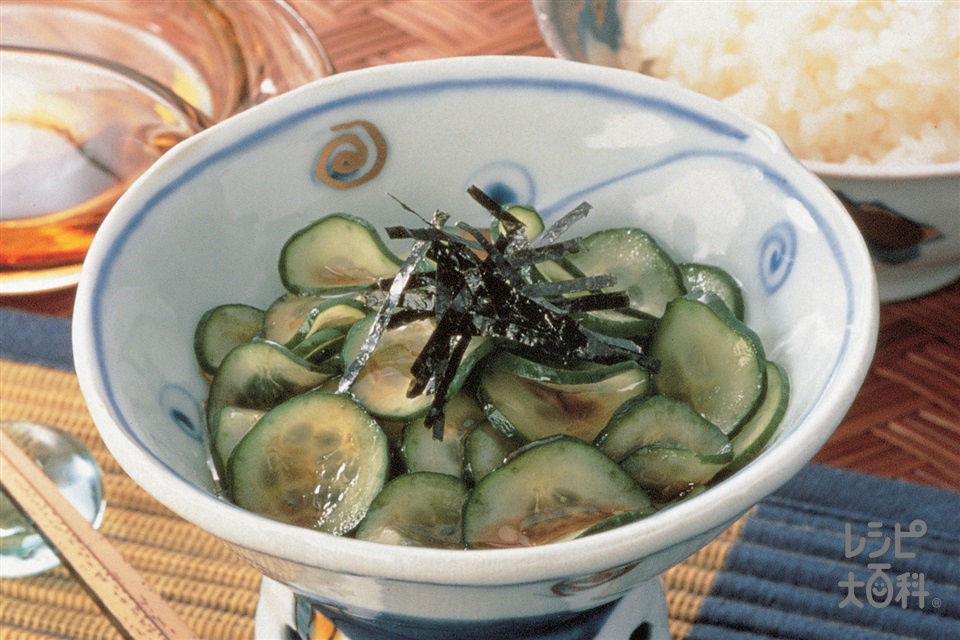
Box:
[551, 291, 632, 313]
[336, 209, 447, 395]
[531, 201, 592, 247]
[504, 239, 582, 266]
[521, 275, 618, 298]
[339, 188, 659, 439]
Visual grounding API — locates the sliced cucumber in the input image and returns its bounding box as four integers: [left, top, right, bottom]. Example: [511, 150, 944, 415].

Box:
[620, 444, 728, 502]
[354, 472, 468, 548]
[194, 303, 264, 375]
[206, 340, 332, 423]
[575, 507, 657, 538]
[291, 327, 346, 370]
[679, 263, 745, 320]
[463, 436, 651, 548]
[400, 393, 485, 478]
[296, 297, 367, 343]
[261, 294, 324, 347]
[651, 294, 766, 435]
[341, 315, 436, 420]
[210, 406, 264, 473]
[262, 294, 367, 349]
[463, 421, 522, 483]
[478, 351, 650, 443]
[343, 315, 488, 421]
[495, 204, 545, 243]
[279, 214, 402, 295]
[566, 227, 685, 318]
[595, 394, 732, 463]
[229, 392, 388, 535]
[720, 361, 790, 476]
[575, 307, 659, 342]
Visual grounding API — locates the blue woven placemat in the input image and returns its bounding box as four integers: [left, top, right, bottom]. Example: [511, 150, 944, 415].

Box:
[692, 464, 960, 640]
[2, 307, 958, 639]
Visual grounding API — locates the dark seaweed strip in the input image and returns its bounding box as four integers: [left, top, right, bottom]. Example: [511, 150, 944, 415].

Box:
[460, 222, 525, 287]
[551, 291, 631, 313]
[386, 225, 484, 254]
[372, 272, 435, 292]
[423, 328, 472, 440]
[501, 225, 532, 255]
[408, 309, 469, 396]
[336, 211, 446, 395]
[504, 239, 582, 266]
[343, 189, 659, 440]
[429, 242, 485, 316]
[466, 315, 561, 350]
[453, 221, 495, 252]
[466, 185, 524, 233]
[530, 201, 592, 248]
[366, 289, 436, 315]
[385, 225, 433, 241]
[581, 329, 661, 372]
[520, 275, 618, 299]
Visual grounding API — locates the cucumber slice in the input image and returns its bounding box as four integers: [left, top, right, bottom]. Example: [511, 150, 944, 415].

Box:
[194, 303, 264, 375]
[463, 436, 652, 548]
[566, 227, 685, 318]
[620, 444, 727, 502]
[721, 361, 790, 476]
[342, 315, 488, 421]
[291, 328, 346, 370]
[575, 307, 659, 342]
[400, 393, 485, 478]
[478, 351, 650, 443]
[279, 214, 402, 295]
[679, 263, 745, 320]
[354, 472, 468, 548]
[463, 421, 522, 483]
[210, 406, 264, 473]
[342, 315, 436, 420]
[229, 392, 388, 535]
[495, 204, 545, 242]
[261, 294, 324, 346]
[595, 394, 732, 463]
[651, 294, 766, 435]
[575, 507, 657, 538]
[263, 294, 367, 348]
[297, 297, 368, 343]
[206, 340, 332, 423]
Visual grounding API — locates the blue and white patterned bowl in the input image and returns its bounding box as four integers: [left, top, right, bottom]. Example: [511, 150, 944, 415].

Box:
[73, 56, 878, 639]
[533, 0, 960, 302]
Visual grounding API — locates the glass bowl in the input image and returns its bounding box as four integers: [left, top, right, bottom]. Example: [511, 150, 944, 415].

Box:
[0, 0, 335, 294]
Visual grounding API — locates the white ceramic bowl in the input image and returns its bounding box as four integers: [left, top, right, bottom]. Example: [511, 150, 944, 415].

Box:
[533, 0, 960, 302]
[73, 56, 878, 639]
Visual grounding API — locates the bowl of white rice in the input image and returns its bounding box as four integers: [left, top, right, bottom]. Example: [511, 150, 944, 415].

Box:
[534, 0, 960, 301]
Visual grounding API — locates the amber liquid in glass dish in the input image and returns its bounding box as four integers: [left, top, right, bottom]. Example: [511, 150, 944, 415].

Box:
[0, 1, 333, 294]
[0, 47, 207, 294]
[1, 114, 186, 269]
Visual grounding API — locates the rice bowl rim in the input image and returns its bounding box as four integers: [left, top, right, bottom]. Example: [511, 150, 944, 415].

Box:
[532, 1, 960, 182]
[807, 159, 960, 182]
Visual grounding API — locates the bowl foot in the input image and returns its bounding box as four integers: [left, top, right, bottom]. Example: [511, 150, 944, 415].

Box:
[256, 576, 670, 640]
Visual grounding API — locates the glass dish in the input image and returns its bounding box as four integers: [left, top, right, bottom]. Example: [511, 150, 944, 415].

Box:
[0, 0, 334, 294]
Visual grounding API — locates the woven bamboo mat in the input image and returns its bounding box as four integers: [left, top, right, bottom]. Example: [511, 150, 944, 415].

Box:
[0, 361, 261, 640]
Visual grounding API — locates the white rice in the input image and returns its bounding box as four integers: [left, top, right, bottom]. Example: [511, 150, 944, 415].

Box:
[618, 1, 960, 165]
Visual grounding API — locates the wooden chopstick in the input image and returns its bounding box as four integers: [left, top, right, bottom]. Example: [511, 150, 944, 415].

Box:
[0, 430, 202, 640]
